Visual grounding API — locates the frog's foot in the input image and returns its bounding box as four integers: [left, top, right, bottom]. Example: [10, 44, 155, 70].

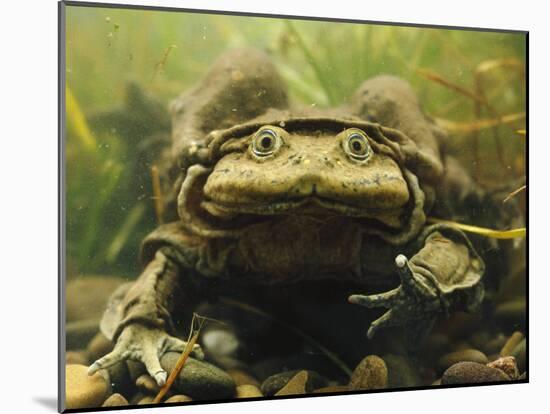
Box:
[88, 325, 204, 386]
[348, 254, 442, 340]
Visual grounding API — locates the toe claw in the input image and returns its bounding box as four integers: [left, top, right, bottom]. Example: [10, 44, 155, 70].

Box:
[154, 371, 167, 387]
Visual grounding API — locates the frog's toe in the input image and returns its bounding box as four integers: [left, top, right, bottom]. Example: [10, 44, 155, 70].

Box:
[160, 336, 205, 360]
[366, 309, 399, 339]
[348, 287, 400, 309]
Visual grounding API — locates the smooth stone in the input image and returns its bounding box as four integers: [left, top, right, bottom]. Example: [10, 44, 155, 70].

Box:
[227, 368, 261, 387]
[138, 396, 155, 405]
[500, 331, 524, 357]
[261, 370, 328, 396]
[160, 352, 236, 400]
[102, 393, 129, 407]
[65, 364, 109, 409]
[495, 299, 526, 324]
[469, 331, 491, 351]
[106, 360, 133, 397]
[66, 350, 89, 366]
[127, 359, 146, 381]
[511, 338, 526, 373]
[482, 333, 508, 355]
[201, 328, 240, 357]
[275, 371, 308, 396]
[383, 354, 421, 388]
[452, 341, 473, 351]
[313, 385, 351, 394]
[164, 394, 193, 403]
[422, 333, 450, 355]
[433, 312, 481, 340]
[487, 356, 519, 379]
[66, 276, 125, 322]
[441, 362, 510, 385]
[136, 374, 160, 393]
[130, 392, 147, 405]
[349, 355, 388, 390]
[236, 384, 263, 398]
[66, 319, 101, 350]
[87, 332, 113, 363]
[438, 349, 488, 371]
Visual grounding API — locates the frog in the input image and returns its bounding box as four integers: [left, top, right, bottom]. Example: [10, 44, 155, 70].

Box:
[88, 48, 489, 387]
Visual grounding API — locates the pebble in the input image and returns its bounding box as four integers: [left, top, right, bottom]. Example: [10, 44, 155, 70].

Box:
[434, 312, 481, 340]
[511, 338, 526, 373]
[275, 371, 308, 396]
[487, 356, 519, 379]
[383, 354, 421, 388]
[227, 368, 261, 388]
[495, 299, 526, 325]
[102, 393, 129, 407]
[438, 349, 488, 371]
[313, 385, 351, 394]
[106, 360, 133, 397]
[441, 362, 510, 385]
[500, 332, 524, 357]
[138, 396, 155, 405]
[165, 395, 193, 403]
[160, 352, 236, 400]
[66, 350, 89, 366]
[65, 364, 109, 409]
[236, 384, 263, 398]
[87, 332, 113, 363]
[422, 333, 450, 355]
[136, 374, 160, 393]
[66, 276, 125, 322]
[261, 370, 328, 396]
[482, 333, 508, 355]
[349, 355, 388, 390]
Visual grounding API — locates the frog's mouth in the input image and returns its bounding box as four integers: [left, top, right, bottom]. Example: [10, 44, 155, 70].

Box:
[200, 196, 405, 228]
[177, 164, 427, 245]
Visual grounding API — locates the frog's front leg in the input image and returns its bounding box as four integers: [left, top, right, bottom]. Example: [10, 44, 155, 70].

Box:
[88, 247, 205, 386]
[349, 225, 485, 345]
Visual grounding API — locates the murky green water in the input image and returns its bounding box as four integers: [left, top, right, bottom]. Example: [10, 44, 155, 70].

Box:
[63, 4, 526, 410]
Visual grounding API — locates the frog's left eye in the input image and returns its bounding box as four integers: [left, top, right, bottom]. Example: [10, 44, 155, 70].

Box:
[343, 130, 371, 161]
[251, 128, 282, 157]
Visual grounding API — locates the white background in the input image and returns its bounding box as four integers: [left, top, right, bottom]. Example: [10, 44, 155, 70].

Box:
[0, 0, 543, 412]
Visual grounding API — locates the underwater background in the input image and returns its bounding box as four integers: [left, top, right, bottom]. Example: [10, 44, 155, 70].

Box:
[65, 5, 526, 278]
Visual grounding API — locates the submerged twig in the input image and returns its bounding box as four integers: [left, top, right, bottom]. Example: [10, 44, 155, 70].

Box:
[151, 44, 177, 82]
[433, 112, 526, 133]
[153, 330, 199, 403]
[416, 68, 485, 105]
[503, 185, 526, 203]
[427, 217, 526, 239]
[516, 129, 526, 136]
[153, 313, 212, 403]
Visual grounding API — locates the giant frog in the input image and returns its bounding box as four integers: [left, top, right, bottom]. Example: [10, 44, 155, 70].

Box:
[88, 48, 491, 386]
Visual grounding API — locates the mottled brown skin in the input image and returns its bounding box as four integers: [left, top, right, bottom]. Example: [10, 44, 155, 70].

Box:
[89, 48, 486, 386]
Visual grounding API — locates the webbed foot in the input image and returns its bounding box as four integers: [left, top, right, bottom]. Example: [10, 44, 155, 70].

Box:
[349, 254, 442, 341]
[88, 324, 204, 386]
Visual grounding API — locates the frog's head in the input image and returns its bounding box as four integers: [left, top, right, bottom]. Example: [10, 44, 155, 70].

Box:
[177, 116, 429, 244]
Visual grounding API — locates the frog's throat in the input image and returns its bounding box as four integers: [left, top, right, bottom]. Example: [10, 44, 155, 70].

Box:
[177, 164, 426, 245]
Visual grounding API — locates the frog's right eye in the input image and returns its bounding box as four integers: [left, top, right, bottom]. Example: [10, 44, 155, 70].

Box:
[251, 128, 282, 157]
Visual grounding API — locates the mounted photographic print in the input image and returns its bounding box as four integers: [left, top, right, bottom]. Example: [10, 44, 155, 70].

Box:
[59, 1, 528, 411]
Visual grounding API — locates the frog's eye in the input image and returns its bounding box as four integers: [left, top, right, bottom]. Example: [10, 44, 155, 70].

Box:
[251, 128, 282, 157]
[343, 130, 371, 161]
